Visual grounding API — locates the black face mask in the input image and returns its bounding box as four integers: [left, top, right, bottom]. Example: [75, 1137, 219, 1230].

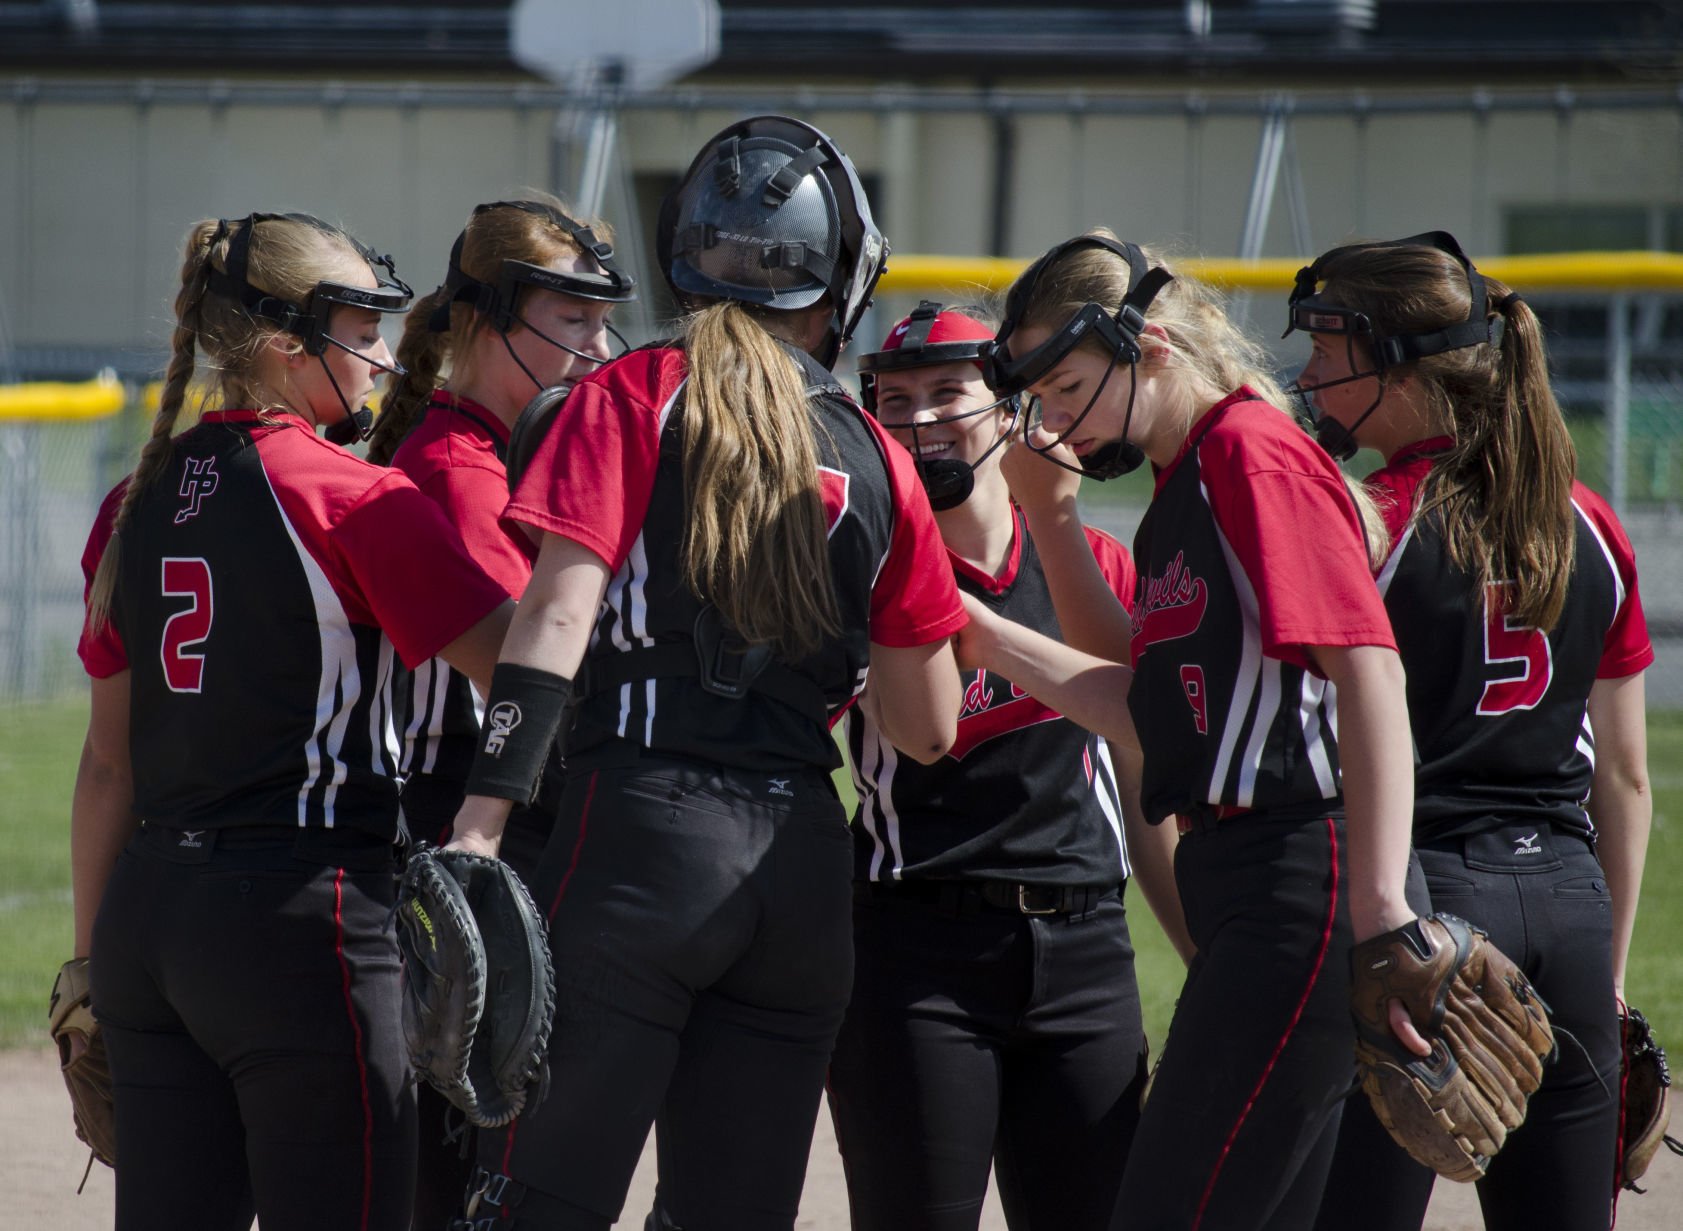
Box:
[883, 394, 1022, 511]
[980, 235, 1171, 481]
[1283, 230, 1504, 462]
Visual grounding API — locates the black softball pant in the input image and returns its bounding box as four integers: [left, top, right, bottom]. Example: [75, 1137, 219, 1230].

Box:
[464, 753, 855, 1231]
[1112, 809, 1353, 1231]
[1312, 823, 1619, 1231]
[827, 882, 1147, 1231]
[89, 822, 416, 1231]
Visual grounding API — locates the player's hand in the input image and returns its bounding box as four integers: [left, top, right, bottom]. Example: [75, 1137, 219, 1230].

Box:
[1001, 432, 1082, 521]
[445, 795, 509, 859]
[951, 592, 999, 673]
[1390, 997, 1433, 1058]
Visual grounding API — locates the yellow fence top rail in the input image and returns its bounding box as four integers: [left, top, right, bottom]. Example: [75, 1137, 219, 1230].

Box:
[880, 250, 1683, 295]
[5, 252, 1683, 419]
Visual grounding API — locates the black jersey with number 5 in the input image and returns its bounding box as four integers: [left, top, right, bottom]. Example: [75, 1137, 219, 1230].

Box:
[1126, 390, 1397, 825]
[1368, 440, 1653, 843]
[77, 411, 509, 837]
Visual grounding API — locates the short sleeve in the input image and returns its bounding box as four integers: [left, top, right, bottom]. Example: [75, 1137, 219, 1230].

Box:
[332, 474, 510, 669]
[1575, 487, 1655, 679]
[76, 480, 129, 678]
[419, 464, 534, 601]
[1201, 416, 1395, 670]
[866, 422, 967, 647]
[502, 355, 673, 569]
[1083, 525, 1138, 615]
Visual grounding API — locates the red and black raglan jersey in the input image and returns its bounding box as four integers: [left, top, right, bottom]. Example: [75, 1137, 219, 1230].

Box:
[1369, 440, 1653, 843]
[506, 343, 967, 774]
[1127, 389, 1397, 825]
[387, 394, 536, 785]
[848, 510, 1136, 885]
[76, 410, 508, 837]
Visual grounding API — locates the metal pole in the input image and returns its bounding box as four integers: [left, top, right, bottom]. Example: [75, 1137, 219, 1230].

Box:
[1607, 292, 1631, 517]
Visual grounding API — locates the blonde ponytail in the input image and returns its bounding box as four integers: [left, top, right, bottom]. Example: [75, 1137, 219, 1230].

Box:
[680, 302, 841, 658]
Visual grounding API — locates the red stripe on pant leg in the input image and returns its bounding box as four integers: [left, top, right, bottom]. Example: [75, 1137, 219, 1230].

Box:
[1191, 816, 1341, 1231]
[546, 769, 599, 923]
[333, 866, 375, 1231]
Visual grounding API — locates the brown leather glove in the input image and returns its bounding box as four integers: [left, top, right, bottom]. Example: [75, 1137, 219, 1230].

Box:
[48, 958, 116, 1168]
[1350, 913, 1554, 1182]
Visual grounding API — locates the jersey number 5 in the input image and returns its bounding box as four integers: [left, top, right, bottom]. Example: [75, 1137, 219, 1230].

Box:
[1477, 582, 1552, 715]
[160, 557, 213, 693]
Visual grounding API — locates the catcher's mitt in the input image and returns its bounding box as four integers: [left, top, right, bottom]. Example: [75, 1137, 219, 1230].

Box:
[1618, 1003, 1683, 1192]
[396, 845, 557, 1127]
[49, 957, 116, 1168]
[1350, 913, 1554, 1182]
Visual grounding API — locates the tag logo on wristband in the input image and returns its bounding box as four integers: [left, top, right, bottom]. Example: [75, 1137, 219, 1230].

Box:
[485, 702, 524, 756]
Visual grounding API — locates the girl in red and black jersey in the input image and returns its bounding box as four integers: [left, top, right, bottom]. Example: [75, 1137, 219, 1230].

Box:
[828, 302, 1192, 1231]
[69, 213, 513, 1230]
[443, 117, 967, 1231]
[1294, 234, 1654, 1231]
[366, 196, 636, 1227]
[957, 231, 1427, 1231]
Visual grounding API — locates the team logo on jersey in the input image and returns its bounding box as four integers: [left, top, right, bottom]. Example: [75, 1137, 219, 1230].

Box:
[1513, 832, 1543, 856]
[950, 669, 1060, 760]
[484, 702, 522, 756]
[1132, 550, 1208, 655]
[174, 456, 220, 524]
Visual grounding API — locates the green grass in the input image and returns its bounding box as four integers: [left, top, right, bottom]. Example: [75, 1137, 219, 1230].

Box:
[4, 696, 1681, 1056]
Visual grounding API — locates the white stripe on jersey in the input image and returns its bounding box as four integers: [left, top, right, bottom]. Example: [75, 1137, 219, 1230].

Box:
[370, 637, 398, 777]
[1573, 498, 1627, 614]
[1206, 499, 1266, 807]
[401, 658, 441, 775]
[851, 711, 906, 881]
[1299, 673, 1338, 798]
[261, 473, 360, 828]
[1091, 738, 1131, 877]
[1374, 521, 1417, 599]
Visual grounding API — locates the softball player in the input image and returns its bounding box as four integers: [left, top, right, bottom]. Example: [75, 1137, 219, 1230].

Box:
[1294, 234, 1654, 1231]
[367, 195, 635, 1228]
[827, 302, 1191, 1231]
[956, 230, 1426, 1231]
[69, 213, 514, 1230]
[442, 116, 967, 1231]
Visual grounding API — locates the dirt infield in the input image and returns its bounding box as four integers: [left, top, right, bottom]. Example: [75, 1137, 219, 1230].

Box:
[6, 1045, 1676, 1229]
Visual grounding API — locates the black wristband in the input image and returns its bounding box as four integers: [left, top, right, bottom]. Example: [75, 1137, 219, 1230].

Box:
[464, 663, 574, 805]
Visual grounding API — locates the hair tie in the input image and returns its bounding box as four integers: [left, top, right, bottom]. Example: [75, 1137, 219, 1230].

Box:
[1497, 291, 1522, 311]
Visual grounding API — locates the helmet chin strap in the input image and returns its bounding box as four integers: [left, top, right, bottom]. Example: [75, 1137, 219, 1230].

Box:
[317, 334, 407, 446]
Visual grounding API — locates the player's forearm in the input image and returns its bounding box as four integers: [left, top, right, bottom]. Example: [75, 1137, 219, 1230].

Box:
[1116, 746, 1193, 964]
[1586, 674, 1652, 998]
[1018, 501, 1133, 661]
[1319, 645, 1415, 942]
[964, 611, 1138, 751]
[70, 744, 135, 958]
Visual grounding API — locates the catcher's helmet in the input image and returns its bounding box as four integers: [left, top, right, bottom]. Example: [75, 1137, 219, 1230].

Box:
[657, 115, 887, 370]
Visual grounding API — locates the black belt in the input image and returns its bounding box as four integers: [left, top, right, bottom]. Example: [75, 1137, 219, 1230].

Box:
[858, 879, 1116, 918]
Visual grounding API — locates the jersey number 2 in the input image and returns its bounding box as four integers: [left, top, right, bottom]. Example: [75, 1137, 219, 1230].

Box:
[1477, 582, 1551, 715]
[160, 557, 213, 693]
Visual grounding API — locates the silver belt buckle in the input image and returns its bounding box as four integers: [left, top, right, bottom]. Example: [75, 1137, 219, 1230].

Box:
[1017, 885, 1062, 915]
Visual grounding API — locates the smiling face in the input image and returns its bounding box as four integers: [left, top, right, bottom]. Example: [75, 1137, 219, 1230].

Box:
[873, 359, 1011, 475]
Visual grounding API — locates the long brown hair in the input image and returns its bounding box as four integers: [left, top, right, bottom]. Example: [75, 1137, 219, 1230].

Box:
[679, 301, 841, 658]
[86, 216, 370, 631]
[368, 194, 613, 465]
[1315, 243, 1576, 630]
